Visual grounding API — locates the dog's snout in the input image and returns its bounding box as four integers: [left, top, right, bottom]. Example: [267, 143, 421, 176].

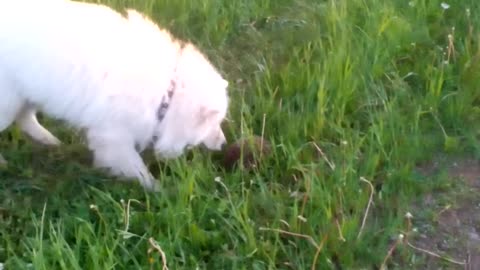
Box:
[218, 131, 227, 151]
[212, 140, 225, 151]
[201, 127, 227, 151]
[220, 141, 227, 151]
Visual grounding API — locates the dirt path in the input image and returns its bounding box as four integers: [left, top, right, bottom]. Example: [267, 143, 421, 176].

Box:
[410, 157, 480, 269]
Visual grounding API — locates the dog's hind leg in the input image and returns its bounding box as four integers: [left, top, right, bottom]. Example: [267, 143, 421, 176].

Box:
[16, 107, 62, 146]
[0, 89, 25, 165]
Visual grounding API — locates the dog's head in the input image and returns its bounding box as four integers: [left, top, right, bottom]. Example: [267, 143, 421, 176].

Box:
[153, 45, 229, 159]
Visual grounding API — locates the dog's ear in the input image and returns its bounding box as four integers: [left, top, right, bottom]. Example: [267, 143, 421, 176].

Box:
[197, 106, 220, 126]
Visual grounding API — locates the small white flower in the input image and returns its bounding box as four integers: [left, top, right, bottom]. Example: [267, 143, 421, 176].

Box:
[441, 2, 450, 10]
[214, 176, 222, 182]
[405, 212, 413, 219]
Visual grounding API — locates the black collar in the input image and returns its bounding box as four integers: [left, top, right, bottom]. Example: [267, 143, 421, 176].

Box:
[149, 80, 176, 147]
[156, 80, 176, 122]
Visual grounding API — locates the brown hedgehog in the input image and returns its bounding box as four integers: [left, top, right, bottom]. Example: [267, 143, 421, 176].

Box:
[222, 135, 272, 170]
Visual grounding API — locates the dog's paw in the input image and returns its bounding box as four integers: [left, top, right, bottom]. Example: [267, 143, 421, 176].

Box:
[141, 178, 161, 192]
[43, 136, 62, 147]
[34, 133, 62, 147]
[152, 181, 161, 192]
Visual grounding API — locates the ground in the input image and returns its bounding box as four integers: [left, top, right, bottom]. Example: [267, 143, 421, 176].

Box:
[406, 157, 480, 269]
[0, 0, 480, 269]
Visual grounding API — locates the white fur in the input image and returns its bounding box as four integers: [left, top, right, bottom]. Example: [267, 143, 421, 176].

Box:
[0, 0, 229, 190]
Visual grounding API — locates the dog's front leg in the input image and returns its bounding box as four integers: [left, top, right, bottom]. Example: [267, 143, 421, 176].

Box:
[93, 144, 159, 191]
[87, 131, 159, 191]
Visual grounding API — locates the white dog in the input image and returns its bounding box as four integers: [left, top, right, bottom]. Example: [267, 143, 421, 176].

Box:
[0, 0, 229, 190]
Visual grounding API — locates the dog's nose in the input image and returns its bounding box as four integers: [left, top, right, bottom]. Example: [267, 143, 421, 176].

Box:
[220, 141, 227, 151]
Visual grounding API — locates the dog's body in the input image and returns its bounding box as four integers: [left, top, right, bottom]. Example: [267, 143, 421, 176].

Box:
[0, 0, 229, 190]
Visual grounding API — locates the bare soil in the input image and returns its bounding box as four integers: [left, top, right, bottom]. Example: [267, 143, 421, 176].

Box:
[410, 157, 480, 269]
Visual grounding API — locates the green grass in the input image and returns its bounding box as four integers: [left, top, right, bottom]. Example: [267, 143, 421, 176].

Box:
[1, 0, 480, 269]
